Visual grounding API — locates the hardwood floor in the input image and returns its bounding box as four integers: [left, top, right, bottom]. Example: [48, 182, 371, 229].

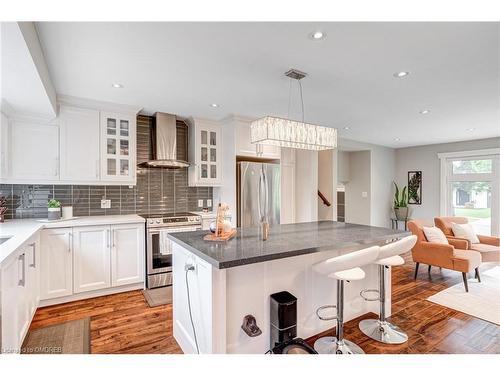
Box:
[306, 255, 500, 354]
[30, 290, 183, 354]
[29, 255, 499, 354]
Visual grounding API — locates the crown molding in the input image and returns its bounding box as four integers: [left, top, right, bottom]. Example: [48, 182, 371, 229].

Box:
[57, 94, 143, 115]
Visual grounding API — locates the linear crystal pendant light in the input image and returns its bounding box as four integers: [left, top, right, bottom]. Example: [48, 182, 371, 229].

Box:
[251, 69, 337, 151]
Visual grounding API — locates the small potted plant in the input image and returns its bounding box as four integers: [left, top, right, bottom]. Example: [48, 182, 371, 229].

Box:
[47, 199, 61, 220]
[393, 182, 408, 220]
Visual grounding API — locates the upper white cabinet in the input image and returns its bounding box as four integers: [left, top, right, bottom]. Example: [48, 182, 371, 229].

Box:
[10, 119, 59, 181]
[2, 97, 139, 185]
[235, 118, 280, 159]
[189, 118, 222, 186]
[59, 106, 100, 182]
[100, 111, 136, 183]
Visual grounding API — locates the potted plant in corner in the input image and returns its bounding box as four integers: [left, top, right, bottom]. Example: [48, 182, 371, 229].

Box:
[393, 182, 408, 220]
[48, 199, 61, 220]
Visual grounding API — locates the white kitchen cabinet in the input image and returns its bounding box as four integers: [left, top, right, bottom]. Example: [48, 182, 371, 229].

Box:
[1, 234, 40, 353]
[235, 119, 281, 159]
[59, 106, 100, 182]
[100, 111, 136, 184]
[73, 225, 111, 293]
[1, 251, 23, 351]
[188, 118, 223, 186]
[40, 228, 73, 300]
[111, 223, 144, 286]
[9, 119, 59, 181]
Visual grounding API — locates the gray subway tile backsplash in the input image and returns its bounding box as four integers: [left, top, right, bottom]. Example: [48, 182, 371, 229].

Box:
[0, 168, 212, 220]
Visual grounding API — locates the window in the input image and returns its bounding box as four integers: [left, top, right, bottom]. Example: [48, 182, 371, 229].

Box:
[439, 150, 500, 236]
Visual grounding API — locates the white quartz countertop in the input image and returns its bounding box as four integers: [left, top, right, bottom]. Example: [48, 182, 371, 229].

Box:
[0, 214, 145, 264]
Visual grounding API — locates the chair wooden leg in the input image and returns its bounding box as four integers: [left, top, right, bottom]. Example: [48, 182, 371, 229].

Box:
[475, 268, 481, 283]
[462, 272, 469, 292]
[414, 263, 420, 279]
[428, 265, 431, 273]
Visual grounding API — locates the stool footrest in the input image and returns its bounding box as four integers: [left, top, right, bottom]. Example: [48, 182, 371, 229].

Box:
[359, 289, 380, 302]
[316, 305, 337, 321]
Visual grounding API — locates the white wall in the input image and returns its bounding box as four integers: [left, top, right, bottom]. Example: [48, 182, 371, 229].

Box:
[295, 149, 318, 223]
[345, 151, 371, 225]
[395, 137, 500, 220]
[339, 138, 396, 228]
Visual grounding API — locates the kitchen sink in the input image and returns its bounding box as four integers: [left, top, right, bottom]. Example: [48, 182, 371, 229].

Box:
[0, 236, 12, 245]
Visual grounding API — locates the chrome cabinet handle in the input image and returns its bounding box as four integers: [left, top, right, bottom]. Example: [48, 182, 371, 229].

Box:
[29, 242, 36, 268]
[68, 232, 72, 252]
[54, 157, 59, 176]
[18, 253, 26, 287]
[95, 160, 99, 178]
[107, 229, 111, 248]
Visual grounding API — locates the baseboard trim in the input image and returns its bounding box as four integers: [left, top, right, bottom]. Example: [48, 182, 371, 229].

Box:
[38, 283, 144, 307]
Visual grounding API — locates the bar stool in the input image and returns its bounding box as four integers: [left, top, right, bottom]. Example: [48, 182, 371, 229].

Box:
[313, 246, 380, 354]
[358, 235, 418, 344]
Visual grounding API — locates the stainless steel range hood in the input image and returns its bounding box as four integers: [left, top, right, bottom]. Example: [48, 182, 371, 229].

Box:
[139, 112, 189, 169]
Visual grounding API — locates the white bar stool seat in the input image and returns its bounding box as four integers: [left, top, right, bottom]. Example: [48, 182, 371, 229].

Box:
[375, 255, 405, 267]
[313, 246, 380, 354]
[359, 235, 417, 344]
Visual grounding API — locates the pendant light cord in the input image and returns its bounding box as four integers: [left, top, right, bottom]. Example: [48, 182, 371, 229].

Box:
[298, 79, 305, 123]
[287, 78, 292, 120]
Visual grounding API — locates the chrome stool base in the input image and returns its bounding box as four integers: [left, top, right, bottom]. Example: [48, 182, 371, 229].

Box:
[314, 336, 365, 354]
[358, 319, 408, 344]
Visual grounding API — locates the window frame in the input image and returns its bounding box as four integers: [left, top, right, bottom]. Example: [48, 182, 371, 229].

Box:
[438, 148, 500, 236]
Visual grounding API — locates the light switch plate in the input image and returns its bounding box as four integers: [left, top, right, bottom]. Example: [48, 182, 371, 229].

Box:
[198, 199, 204, 208]
[101, 199, 111, 209]
[207, 199, 212, 207]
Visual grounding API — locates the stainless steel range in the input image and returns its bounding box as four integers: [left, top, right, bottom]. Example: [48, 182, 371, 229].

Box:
[143, 212, 201, 294]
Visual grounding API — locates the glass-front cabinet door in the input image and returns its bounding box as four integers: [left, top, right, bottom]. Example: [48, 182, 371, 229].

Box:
[188, 119, 222, 186]
[100, 112, 136, 183]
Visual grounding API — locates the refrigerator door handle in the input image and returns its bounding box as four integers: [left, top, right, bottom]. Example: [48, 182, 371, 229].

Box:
[259, 166, 269, 221]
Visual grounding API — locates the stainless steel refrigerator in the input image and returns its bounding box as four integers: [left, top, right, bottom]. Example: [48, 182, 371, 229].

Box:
[237, 161, 280, 227]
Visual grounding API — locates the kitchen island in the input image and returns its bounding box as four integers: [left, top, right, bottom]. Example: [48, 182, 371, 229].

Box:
[169, 221, 410, 354]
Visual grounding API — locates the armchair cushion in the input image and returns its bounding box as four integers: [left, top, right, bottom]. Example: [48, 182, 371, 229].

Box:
[470, 243, 500, 263]
[451, 222, 479, 244]
[452, 249, 481, 273]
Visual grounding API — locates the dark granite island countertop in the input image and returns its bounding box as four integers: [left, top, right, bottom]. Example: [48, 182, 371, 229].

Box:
[168, 221, 410, 269]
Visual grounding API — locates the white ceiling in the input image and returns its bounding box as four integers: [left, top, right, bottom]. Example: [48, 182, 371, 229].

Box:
[1, 22, 56, 117]
[35, 22, 500, 148]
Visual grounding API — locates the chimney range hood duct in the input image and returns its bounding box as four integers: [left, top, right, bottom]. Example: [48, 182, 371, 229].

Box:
[139, 112, 190, 169]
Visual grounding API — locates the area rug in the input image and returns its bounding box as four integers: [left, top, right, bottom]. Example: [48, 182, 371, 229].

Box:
[142, 287, 171, 307]
[22, 318, 90, 354]
[427, 266, 500, 325]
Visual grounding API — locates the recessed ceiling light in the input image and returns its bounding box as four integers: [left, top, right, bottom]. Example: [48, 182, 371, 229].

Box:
[393, 71, 410, 78]
[394, 137, 400, 141]
[467, 128, 475, 131]
[112, 83, 123, 88]
[419, 109, 430, 115]
[210, 103, 219, 108]
[309, 31, 326, 40]
[343, 126, 350, 130]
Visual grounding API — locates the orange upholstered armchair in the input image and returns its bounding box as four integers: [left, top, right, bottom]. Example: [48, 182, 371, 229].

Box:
[434, 217, 500, 263]
[407, 220, 481, 292]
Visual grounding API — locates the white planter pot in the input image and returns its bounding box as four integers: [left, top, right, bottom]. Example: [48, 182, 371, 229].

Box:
[48, 207, 61, 220]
